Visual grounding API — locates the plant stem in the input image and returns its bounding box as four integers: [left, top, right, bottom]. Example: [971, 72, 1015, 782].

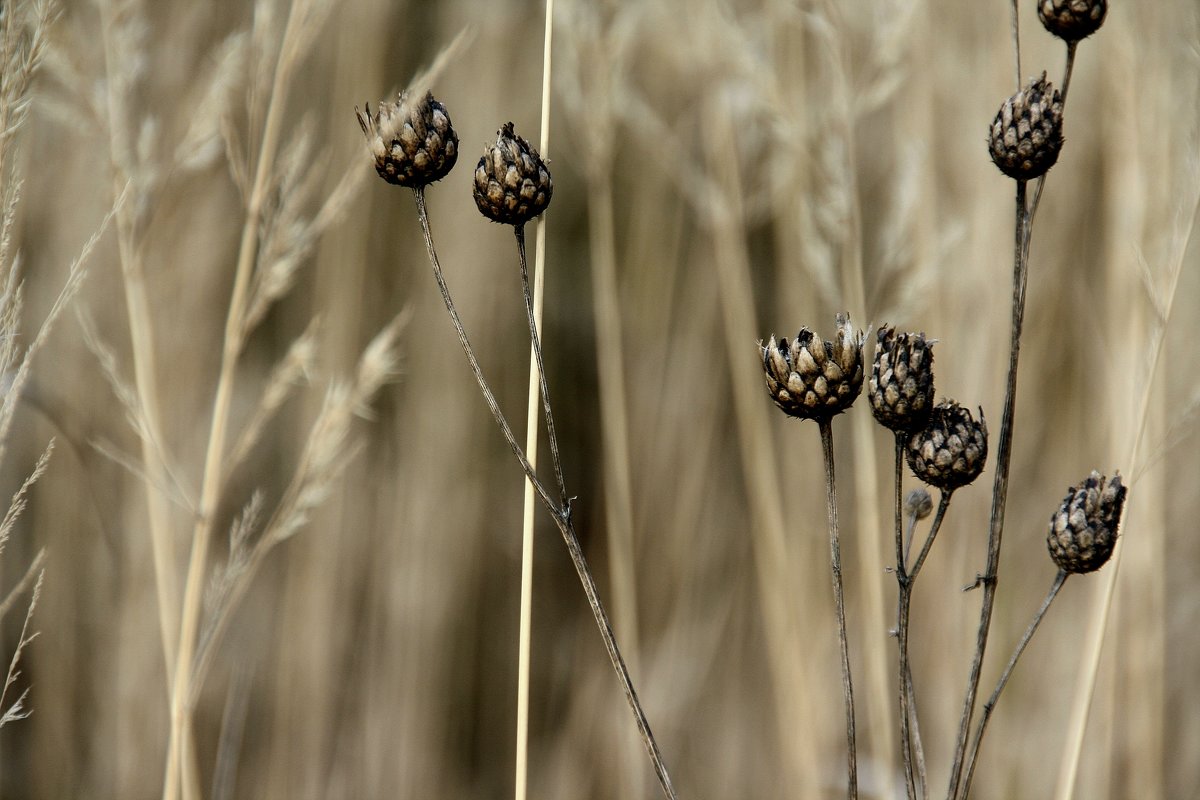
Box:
[819, 417, 857, 800]
[946, 179, 1029, 800]
[412, 189, 678, 799]
[514, 224, 567, 503]
[515, 8, 555, 797]
[960, 571, 1069, 799]
[893, 435, 916, 800]
[909, 491, 951, 583]
[412, 189, 557, 512]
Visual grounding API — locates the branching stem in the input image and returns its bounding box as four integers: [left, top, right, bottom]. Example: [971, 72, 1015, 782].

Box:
[412, 189, 678, 799]
[947, 179, 1029, 800]
[960, 571, 1069, 799]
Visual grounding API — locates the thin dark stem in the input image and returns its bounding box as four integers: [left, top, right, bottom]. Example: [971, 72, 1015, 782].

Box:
[906, 664, 929, 799]
[909, 491, 952, 583]
[946, 180, 1029, 800]
[549, 509, 678, 800]
[412, 189, 557, 514]
[412, 188, 678, 800]
[1010, 0, 1021, 89]
[893, 435, 916, 800]
[1060, 40, 1078, 105]
[514, 223, 567, 505]
[819, 417, 857, 800]
[898, 485, 952, 800]
[959, 571, 1069, 799]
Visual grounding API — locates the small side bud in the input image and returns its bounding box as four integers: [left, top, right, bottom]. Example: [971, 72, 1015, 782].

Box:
[905, 488, 934, 521]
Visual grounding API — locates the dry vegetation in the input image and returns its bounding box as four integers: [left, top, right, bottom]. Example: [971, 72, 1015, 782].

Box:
[0, 0, 1197, 797]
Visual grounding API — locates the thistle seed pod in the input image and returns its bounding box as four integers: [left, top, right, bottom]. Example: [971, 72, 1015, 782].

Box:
[473, 122, 553, 226]
[988, 73, 1064, 181]
[869, 326, 935, 433]
[1047, 471, 1126, 574]
[356, 91, 458, 188]
[1038, 0, 1107, 42]
[762, 313, 865, 421]
[906, 401, 988, 490]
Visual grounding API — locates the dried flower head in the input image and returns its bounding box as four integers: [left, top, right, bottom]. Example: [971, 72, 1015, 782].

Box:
[988, 73, 1064, 181]
[1047, 471, 1125, 574]
[1038, 0, 1107, 42]
[906, 401, 988, 490]
[762, 313, 865, 421]
[473, 122, 553, 226]
[356, 91, 458, 188]
[869, 326, 935, 433]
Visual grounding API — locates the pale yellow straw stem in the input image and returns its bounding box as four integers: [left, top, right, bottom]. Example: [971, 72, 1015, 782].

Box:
[515, 3, 554, 799]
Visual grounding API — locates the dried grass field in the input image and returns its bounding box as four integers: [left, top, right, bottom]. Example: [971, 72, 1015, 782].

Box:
[0, 0, 1197, 797]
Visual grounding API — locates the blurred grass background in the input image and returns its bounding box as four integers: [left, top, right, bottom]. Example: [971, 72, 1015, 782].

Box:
[0, 0, 1197, 797]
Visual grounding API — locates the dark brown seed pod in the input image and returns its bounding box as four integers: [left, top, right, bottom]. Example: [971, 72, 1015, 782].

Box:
[906, 401, 988, 490]
[473, 122, 553, 226]
[1047, 471, 1126, 574]
[869, 326, 935, 433]
[988, 72, 1064, 181]
[1038, 0, 1107, 42]
[762, 313, 865, 421]
[356, 91, 458, 188]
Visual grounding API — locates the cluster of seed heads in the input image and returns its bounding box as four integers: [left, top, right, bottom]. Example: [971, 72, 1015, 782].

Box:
[357, 91, 552, 226]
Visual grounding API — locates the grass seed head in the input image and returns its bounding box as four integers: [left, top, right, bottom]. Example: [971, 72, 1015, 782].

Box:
[356, 91, 459, 188]
[906, 400, 988, 490]
[762, 313, 864, 421]
[869, 326, 935, 433]
[1038, 0, 1107, 42]
[988, 72, 1064, 181]
[1047, 471, 1125, 574]
[472, 122, 553, 226]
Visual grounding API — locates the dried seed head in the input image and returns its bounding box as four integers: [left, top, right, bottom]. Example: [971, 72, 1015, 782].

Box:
[762, 313, 865, 421]
[906, 401, 988, 490]
[1047, 471, 1126, 574]
[473, 123, 553, 226]
[988, 73, 1064, 181]
[1038, 0, 1107, 42]
[356, 91, 458, 188]
[869, 326, 935, 433]
[905, 488, 934, 521]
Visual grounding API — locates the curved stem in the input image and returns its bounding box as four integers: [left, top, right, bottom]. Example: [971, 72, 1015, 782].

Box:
[946, 179, 1030, 800]
[909, 490, 952, 583]
[820, 418, 858, 800]
[514, 224, 567, 503]
[413, 189, 677, 799]
[412, 189, 558, 515]
[960, 571, 1069, 798]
